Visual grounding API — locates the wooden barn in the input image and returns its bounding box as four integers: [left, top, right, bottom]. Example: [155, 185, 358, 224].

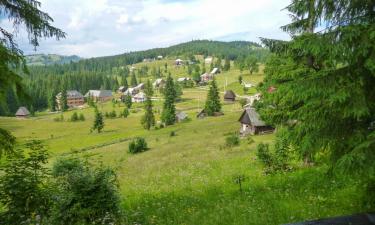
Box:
[15, 107, 30, 118]
[224, 90, 236, 102]
[238, 107, 274, 135]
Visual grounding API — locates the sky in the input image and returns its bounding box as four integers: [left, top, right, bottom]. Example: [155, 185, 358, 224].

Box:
[0, 0, 291, 58]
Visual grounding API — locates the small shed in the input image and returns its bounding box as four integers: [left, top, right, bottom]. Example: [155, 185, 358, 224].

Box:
[238, 107, 274, 135]
[157, 55, 163, 60]
[176, 111, 188, 122]
[224, 90, 236, 102]
[175, 59, 183, 65]
[15, 107, 30, 118]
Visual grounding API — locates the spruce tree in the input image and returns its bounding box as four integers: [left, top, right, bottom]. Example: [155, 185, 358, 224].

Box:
[141, 80, 155, 130]
[259, 0, 375, 204]
[204, 77, 221, 116]
[122, 75, 128, 90]
[130, 70, 138, 87]
[60, 87, 68, 112]
[161, 75, 176, 125]
[91, 107, 104, 133]
[223, 58, 230, 71]
[246, 56, 258, 75]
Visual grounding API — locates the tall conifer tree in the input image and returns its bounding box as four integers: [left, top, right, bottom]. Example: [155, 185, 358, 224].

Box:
[161, 75, 176, 125]
[204, 77, 221, 116]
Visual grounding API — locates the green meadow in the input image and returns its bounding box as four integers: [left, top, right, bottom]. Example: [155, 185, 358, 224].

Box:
[0, 61, 365, 224]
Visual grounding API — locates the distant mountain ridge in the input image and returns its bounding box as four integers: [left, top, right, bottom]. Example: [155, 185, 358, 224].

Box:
[25, 54, 81, 66]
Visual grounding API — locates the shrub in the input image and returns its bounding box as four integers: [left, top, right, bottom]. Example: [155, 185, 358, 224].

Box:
[128, 137, 148, 154]
[54, 114, 64, 122]
[225, 133, 240, 147]
[256, 143, 273, 169]
[122, 108, 129, 118]
[110, 110, 117, 118]
[70, 112, 79, 122]
[79, 113, 85, 121]
[170, 131, 176, 137]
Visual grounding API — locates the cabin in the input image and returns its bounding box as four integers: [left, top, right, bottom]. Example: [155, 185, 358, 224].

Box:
[200, 73, 213, 83]
[238, 107, 274, 135]
[210, 67, 220, 74]
[283, 213, 375, 225]
[224, 90, 236, 102]
[157, 55, 163, 60]
[84, 90, 113, 102]
[176, 111, 188, 122]
[56, 90, 84, 110]
[175, 59, 183, 66]
[132, 92, 146, 103]
[153, 78, 165, 88]
[205, 57, 213, 64]
[15, 106, 30, 118]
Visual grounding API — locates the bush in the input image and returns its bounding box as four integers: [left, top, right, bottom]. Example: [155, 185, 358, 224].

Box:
[54, 114, 64, 122]
[239, 98, 248, 108]
[225, 133, 240, 147]
[256, 143, 273, 169]
[128, 137, 148, 154]
[170, 131, 176, 137]
[70, 112, 79, 122]
[79, 113, 85, 121]
[122, 108, 130, 118]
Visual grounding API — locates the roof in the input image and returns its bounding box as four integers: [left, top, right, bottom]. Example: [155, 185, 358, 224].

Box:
[211, 67, 219, 74]
[224, 90, 236, 99]
[153, 78, 165, 86]
[176, 111, 188, 120]
[135, 83, 145, 90]
[15, 107, 30, 116]
[85, 90, 112, 98]
[133, 92, 146, 98]
[239, 107, 266, 126]
[175, 59, 183, 62]
[200, 73, 211, 78]
[177, 77, 190, 82]
[56, 90, 83, 98]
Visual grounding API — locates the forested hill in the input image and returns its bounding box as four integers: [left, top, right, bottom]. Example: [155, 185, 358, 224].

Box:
[28, 40, 268, 75]
[25, 54, 81, 66]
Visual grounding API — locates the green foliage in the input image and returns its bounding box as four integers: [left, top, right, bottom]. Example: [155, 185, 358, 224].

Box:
[170, 131, 176, 137]
[78, 113, 85, 121]
[130, 70, 138, 87]
[223, 58, 231, 71]
[256, 143, 273, 171]
[0, 140, 51, 224]
[128, 137, 148, 154]
[122, 107, 130, 118]
[233, 174, 246, 192]
[53, 114, 64, 122]
[204, 78, 221, 116]
[238, 75, 243, 84]
[91, 107, 104, 133]
[246, 56, 259, 74]
[161, 75, 176, 125]
[0, 128, 16, 158]
[60, 87, 68, 112]
[258, 0, 375, 200]
[123, 94, 132, 109]
[51, 157, 123, 225]
[141, 98, 155, 130]
[70, 112, 79, 122]
[225, 133, 240, 147]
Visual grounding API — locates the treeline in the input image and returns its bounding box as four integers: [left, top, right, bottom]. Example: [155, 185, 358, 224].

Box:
[0, 40, 269, 115]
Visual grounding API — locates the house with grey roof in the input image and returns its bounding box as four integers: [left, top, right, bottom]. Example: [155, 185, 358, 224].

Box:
[176, 111, 188, 122]
[15, 106, 30, 118]
[56, 90, 84, 110]
[238, 107, 274, 135]
[84, 90, 113, 102]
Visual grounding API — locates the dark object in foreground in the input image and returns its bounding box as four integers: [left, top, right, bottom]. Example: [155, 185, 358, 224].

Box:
[284, 213, 375, 225]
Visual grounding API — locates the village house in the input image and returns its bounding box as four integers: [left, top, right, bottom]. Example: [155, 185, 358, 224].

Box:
[176, 111, 188, 122]
[153, 78, 165, 88]
[123, 87, 138, 96]
[157, 55, 163, 60]
[84, 90, 113, 102]
[56, 90, 84, 110]
[175, 59, 183, 66]
[118, 86, 127, 93]
[238, 107, 274, 135]
[177, 77, 191, 82]
[200, 73, 213, 83]
[205, 57, 213, 64]
[224, 90, 236, 102]
[15, 106, 30, 118]
[132, 92, 146, 103]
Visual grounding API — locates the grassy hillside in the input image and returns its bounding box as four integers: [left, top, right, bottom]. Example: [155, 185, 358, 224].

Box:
[0, 60, 365, 224]
[25, 54, 81, 66]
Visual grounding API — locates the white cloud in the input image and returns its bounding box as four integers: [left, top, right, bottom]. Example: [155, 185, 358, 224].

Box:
[1, 0, 292, 57]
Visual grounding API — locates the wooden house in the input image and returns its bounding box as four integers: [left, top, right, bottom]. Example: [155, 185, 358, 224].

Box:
[15, 106, 30, 118]
[238, 107, 274, 135]
[224, 90, 236, 102]
[153, 78, 165, 88]
[56, 90, 84, 110]
[200, 73, 213, 83]
[123, 88, 138, 96]
[84, 90, 112, 102]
